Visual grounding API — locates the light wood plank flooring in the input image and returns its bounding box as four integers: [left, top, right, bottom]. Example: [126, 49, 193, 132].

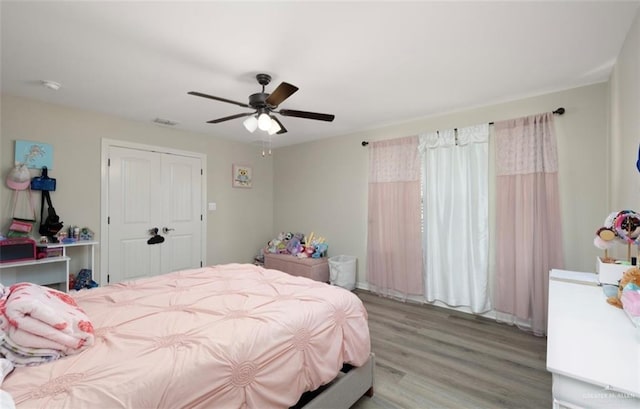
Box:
[351, 290, 551, 409]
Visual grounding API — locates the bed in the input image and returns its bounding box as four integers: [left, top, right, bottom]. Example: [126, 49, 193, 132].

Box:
[2, 263, 373, 408]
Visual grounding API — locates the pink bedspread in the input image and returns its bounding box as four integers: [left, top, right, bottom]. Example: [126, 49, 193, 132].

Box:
[2, 264, 371, 408]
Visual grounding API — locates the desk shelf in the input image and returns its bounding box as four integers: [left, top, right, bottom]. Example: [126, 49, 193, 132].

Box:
[0, 256, 70, 269]
[0, 241, 98, 292]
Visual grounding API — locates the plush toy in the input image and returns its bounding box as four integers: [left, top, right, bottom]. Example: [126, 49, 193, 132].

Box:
[286, 237, 300, 255]
[265, 231, 329, 257]
[607, 266, 640, 308]
[267, 239, 280, 254]
[303, 245, 314, 257]
[286, 232, 305, 255]
[312, 243, 328, 258]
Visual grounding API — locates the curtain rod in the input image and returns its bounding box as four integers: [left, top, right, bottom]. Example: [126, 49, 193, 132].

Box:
[361, 107, 566, 146]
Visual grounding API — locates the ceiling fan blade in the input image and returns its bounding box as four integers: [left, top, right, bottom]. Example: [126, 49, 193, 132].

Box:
[279, 109, 335, 122]
[272, 116, 287, 134]
[265, 82, 299, 107]
[207, 112, 255, 124]
[188, 91, 250, 108]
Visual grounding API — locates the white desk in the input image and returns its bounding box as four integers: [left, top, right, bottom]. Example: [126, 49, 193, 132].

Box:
[0, 256, 70, 291]
[547, 269, 640, 408]
[0, 240, 98, 292]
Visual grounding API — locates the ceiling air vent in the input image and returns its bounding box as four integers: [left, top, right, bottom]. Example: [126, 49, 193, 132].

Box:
[152, 118, 179, 127]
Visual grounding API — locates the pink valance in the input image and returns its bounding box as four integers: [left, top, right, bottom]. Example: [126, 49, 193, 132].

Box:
[368, 136, 421, 183]
[494, 112, 558, 176]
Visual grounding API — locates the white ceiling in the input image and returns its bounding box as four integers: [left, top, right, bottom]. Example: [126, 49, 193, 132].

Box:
[1, 1, 639, 148]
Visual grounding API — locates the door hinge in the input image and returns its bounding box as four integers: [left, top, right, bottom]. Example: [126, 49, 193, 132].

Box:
[200, 261, 203, 267]
[200, 168, 203, 175]
[107, 216, 110, 224]
[200, 214, 203, 221]
[107, 274, 110, 284]
[108, 158, 111, 167]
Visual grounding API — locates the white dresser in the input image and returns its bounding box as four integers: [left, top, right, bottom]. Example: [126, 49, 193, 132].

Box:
[547, 269, 640, 408]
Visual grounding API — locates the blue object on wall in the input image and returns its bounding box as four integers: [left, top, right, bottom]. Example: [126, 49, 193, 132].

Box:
[15, 140, 53, 169]
[637, 144, 640, 173]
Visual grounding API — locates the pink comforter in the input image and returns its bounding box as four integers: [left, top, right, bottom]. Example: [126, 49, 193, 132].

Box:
[3, 264, 371, 408]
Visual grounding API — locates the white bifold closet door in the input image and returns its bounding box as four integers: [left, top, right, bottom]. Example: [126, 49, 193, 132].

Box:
[107, 146, 202, 284]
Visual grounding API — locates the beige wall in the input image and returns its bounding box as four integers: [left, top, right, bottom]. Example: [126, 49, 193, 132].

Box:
[609, 10, 640, 220]
[4, 38, 633, 289]
[274, 83, 610, 285]
[1, 95, 274, 279]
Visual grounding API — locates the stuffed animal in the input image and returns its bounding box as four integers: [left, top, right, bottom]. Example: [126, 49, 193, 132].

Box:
[267, 239, 280, 254]
[303, 245, 314, 257]
[607, 266, 640, 308]
[312, 243, 328, 258]
[286, 232, 305, 255]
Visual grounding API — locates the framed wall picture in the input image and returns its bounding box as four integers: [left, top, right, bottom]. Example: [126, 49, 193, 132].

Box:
[232, 164, 252, 188]
[15, 140, 54, 169]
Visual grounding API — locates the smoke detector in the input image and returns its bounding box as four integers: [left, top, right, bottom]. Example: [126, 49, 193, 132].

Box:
[41, 80, 61, 91]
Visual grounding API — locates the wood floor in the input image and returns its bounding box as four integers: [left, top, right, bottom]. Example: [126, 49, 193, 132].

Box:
[351, 290, 551, 409]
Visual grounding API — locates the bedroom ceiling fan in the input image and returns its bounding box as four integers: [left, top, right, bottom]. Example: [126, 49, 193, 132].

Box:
[188, 73, 335, 135]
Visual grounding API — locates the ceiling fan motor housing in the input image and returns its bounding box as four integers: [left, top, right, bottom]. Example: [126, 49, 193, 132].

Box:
[249, 92, 271, 109]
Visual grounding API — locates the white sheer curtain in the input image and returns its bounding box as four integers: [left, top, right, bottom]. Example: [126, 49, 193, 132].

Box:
[419, 124, 490, 313]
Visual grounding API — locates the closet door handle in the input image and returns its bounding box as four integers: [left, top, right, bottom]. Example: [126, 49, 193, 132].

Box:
[162, 227, 175, 234]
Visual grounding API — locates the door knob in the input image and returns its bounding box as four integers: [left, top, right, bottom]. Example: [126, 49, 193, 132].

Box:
[162, 227, 175, 234]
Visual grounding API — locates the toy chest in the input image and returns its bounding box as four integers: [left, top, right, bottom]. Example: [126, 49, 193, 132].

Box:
[264, 253, 329, 283]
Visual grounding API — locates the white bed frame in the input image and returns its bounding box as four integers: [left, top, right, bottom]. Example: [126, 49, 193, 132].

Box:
[300, 353, 375, 409]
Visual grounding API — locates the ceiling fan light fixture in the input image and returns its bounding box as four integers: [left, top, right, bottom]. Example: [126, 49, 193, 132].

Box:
[190, 73, 335, 137]
[243, 116, 258, 133]
[257, 113, 272, 131]
[268, 118, 281, 135]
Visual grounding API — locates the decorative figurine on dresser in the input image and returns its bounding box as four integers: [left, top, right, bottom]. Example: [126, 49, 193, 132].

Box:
[593, 209, 640, 284]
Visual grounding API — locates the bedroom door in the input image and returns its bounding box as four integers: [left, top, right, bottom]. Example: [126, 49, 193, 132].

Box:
[107, 146, 203, 284]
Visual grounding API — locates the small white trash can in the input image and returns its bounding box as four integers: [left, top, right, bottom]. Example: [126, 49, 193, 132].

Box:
[328, 255, 357, 290]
